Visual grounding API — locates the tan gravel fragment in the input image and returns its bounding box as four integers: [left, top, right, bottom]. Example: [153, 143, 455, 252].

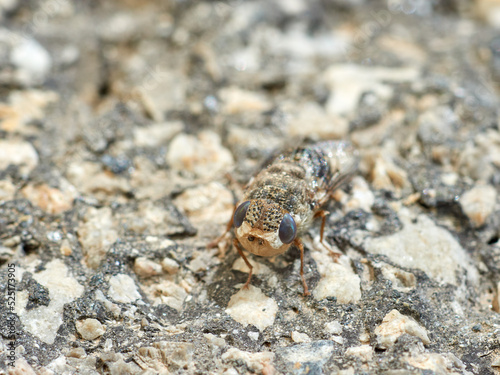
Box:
[375, 310, 430, 349]
[76, 319, 106, 340]
[460, 184, 497, 227]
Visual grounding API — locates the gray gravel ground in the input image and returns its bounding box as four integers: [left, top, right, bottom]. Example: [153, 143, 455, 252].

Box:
[1, 0, 500, 374]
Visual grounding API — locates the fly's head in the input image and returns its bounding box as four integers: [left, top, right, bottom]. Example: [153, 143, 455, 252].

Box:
[233, 200, 297, 257]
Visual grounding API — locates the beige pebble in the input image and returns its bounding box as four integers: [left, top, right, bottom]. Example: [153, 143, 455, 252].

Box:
[325, 321, 343, 335]
[59, 239, 72, 256]
[135, 341, 194, 373]
[16, 259, 84, 345]
[166, 131, 234, 179]
[221, 348, 275, 374]
[247, 331, 259, 341]
[67, 347, 86, 358]
[370, 155, 409, 191]
[161, 257, 180, 274]
[21, 184, 74, 214]
[225, 285, 278, 331]
[0, 89, 58, 133]
[133, 121, 183, 147]
[380, 265, 416, 292]
[312, 252, 361, 304]
[95, 290, 121, 318]
[291, 331, 311, 343]
[359, 332, 370, 344]
[76, 318, 106, 340]
[134, 257, 163, 278]
[151, 280, 187, 311]
[108, 274, 142, 304]
[374, 309, 430, 349]
[406, 352, 467, 373]
[226, 126, 283, 156]
[173, 182, 233, 225]
[323, 64, 419, 116]
[204, 333, 227, 347]
[66, 161, 131, 199]
[345, 345, 373, 362]
[288, 101, 348, 140]
[0, 139, 38, 175]
[476, 0, 500, 28]
[137, 67, 186, 122]
[78, 207, 118, 269]
[219, 86, 272, 114]
[460, 184, 497, 227]
[345, 176, 375, 213]
[492, 355, 500, 367]
[364, 208, 479, 286]
[0, 180, 16, 202]
[7, 358, 37, 375]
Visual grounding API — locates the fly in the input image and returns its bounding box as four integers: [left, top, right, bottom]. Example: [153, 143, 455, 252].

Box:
[211, 141, 359, 295]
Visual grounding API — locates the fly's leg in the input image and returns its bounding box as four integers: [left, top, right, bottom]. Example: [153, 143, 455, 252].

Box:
[294, 238, 310, 296]
[314, 209, 329, 244]
[314, 209, 341, 262]
[207, 170, 244, 250]
[234, 238, 253, 289]
[207, 206, 235, 249]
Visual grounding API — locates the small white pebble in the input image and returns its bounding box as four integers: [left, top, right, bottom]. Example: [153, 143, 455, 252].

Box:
[441, 172, 458, 186]
[325, 321, 342, 335]
[331, 336, 344, 345]
[460, 184, 497, 228]
[268, 275, 278, 287]
[161, 257, 180, 274]
[103, 338, 113, 352]
[108, 274, 142, 303]
[247, 331, 259, 341]
[0, 139, 39, 175]
[225, 286, 278, 332]
[291, 331, 311, 343]
[67, 347, 86, 358]
[75, 319, 105, 340]
[374, 309, 430, 349]
[359, 332, 370, 344]
[345, 345, 373, 362]
[59, 239, 72, 256]
[204, 333, 226, 347]
[134, 257, 163, 278]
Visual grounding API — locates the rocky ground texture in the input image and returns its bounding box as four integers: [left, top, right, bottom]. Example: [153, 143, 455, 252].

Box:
[1, 0, 500, 374]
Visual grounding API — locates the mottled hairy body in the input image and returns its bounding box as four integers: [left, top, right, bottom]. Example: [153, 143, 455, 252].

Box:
[214, 141, 358, 295]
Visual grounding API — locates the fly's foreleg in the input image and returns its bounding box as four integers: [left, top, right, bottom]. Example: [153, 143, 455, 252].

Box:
[313, 209, 341, 261]
[234, 238, 253, 289]
[294, 237, 310, 296]
[314, 209, 329, 244]
[207, 206, 235, 249]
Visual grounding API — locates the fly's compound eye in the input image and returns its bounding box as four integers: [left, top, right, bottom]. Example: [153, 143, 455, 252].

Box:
[279, 213, 297, 244]
[233, 201, 251, 228]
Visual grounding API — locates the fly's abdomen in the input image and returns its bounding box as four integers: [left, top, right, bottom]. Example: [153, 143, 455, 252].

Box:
[288, 141, 358, 193]
[243, 141, 358, 225]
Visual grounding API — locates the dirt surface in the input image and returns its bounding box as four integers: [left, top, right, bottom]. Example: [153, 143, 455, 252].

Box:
[1, 0, 500, 374]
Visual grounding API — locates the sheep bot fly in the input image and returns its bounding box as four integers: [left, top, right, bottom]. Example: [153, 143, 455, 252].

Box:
[211, 141, 358, 295]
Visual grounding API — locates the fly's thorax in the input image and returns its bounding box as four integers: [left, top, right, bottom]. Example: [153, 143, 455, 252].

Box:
[246, 164, 311, 218]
